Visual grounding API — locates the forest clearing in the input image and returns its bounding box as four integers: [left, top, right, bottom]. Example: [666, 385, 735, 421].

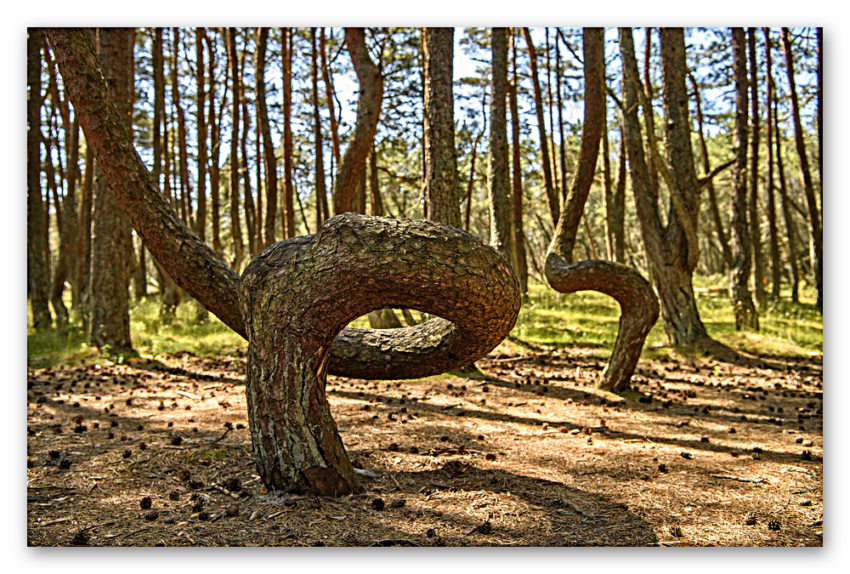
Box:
[26, 25, 824, 548]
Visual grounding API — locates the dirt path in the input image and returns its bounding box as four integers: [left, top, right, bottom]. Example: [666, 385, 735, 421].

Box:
[27, 346, 822, 546]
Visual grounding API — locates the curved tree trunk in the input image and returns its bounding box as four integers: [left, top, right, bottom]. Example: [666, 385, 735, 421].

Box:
[240, 214, 520, 495]
[49, 32, 522, 498]
[332, 28, 383, 215]
[545, 28, 658, 392]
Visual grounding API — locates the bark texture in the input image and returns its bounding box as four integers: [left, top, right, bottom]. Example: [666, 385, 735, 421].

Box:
[781, 28, 822, 312]
[28, 28, 53, 329]
[240, 214, 520, 495]
[545, 29, 658, 392]
[730, 28, 759, 331]
[748, 28, 766, 309]
[423, 28, 461, 227]
[618, 27, 708, 346]
[763, 28, 781, 301]
[488, 28, 512, 262]
[509, 30, 528, 295]
[522, 28, 559, 227]
[89, 27, 133, 354]
[333, 28, 383, 215]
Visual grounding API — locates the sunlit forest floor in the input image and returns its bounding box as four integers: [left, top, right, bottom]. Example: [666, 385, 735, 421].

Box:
[26, 278, 823, 546]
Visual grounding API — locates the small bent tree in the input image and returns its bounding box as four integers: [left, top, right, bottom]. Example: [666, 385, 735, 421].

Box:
[47, 28, 521, 496]
[545, 28, 659, 392]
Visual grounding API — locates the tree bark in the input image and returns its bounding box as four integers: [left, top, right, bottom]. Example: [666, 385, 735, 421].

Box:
[488, 28, 512, 263]
[332, 28, 384, 215]
[619, 27, 708, 346]
[774, 90, 800, 303]
[28, 29, 52, 329]
[89, 27, 134, 354]
[254, 28, 278, 248]
[509, 29, 528, 295]
[781, 27, 822, 311]
[241, 214, 520, 495]
[730, 28, 759, 331]
[747, 28, 766, 309]
[423, 28, 461, 227]
[321, 28, 341, 165]
[612, 119, 627, 264]
[545, 28, 658, 392]
[643, 28, 659, 199]
[689, 72, 732, 271]
[75, 135, 94, 326]
[763, 28, 781, 301]
[522, 28, 559, 227]
[196, 28, 208, 243]
[206, 30, 224, 256]
[239, 45, 257, 256]
[227, 27, 244, 268]
[281, 27, 296, 238]
[310, 28, 328, 231]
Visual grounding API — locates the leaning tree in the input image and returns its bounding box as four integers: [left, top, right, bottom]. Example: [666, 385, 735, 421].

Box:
[544, 28, 659, 392]
[46, 28, 521, 496]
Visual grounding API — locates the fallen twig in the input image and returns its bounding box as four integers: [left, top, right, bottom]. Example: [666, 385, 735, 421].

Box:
[710, 474, 765, 484]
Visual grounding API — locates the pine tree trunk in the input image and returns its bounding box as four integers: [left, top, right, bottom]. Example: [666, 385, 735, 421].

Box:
[763, 28, 781, 301]
[196, 28, 208, 243]
[423, 28, 461, 227]
[309, 28, 327, 231]
[227, 27, 244, 268]
[206, 30, 224, 256]
[240, 46, 257, 256]
[545, 28, 658, 392]
[279, 28, 295, 238]
[332, 28, 383, 215]
[487, 28, 512, 263]
[774, 93, 800, 304]
[321, 28, 341, 165]
[28, 29, 52, 329]
[509, 29, 528, 295]
[254, 28, 277, 248]
[730, 28, 759, 331]
[90, 27, 134, 354]
[522, 28, 558, 227]
[643, 28, 660, 200]
[75, 137, 94, 327]
[748, 28, 766, 309]
[781, 27, 822, 311]
[619, 27, 709, 346]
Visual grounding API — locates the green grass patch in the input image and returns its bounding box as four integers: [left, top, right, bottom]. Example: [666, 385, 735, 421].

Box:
[28, 278, 821, 369]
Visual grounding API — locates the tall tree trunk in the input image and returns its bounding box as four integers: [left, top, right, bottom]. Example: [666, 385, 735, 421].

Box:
[544, 28, 560, 200]
[463, 128, 482, 232]
[332, 28, 384, 215]
[763, 28, 781, 301]
[774, 90, 800, 304]
[240, 46, 257, 256]
[689, 72, 732, 271]
[509, 29, 528, 295]
[423, 27, 461, 227]
[612, 119, 627, 264]
[28, 29, 52, 329]
[619, 27, 709, 346]
[281, 27, 296, 238]
[730, 28, 759, 330]
[602, 90, 614, 261]
[206, 30, 224, 256]
[227, 27, 244, 269]
[196, 28, 208, 242]
[643, 28, 660, 199]
[173, 28, 193, 231]
[748, 28, 766, 309]
[488, 28, 512, 262]
[321, 27, 341, 165]
[369, 145, 383, 217]
[522, 28, 558, 227]
[781, 27, 822, 311]
[546, 28, 658, 392]
[90, 27, 133, 354]
[255, 27, 278, 248]
[75, 140, 95, 327]
[555, 35, 569, 208]
[816, 27, 823, 210]
[310, 28, 328, 231]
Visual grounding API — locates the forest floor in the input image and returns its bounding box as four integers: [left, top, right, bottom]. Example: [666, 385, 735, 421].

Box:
[26, 282, 823, 547]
